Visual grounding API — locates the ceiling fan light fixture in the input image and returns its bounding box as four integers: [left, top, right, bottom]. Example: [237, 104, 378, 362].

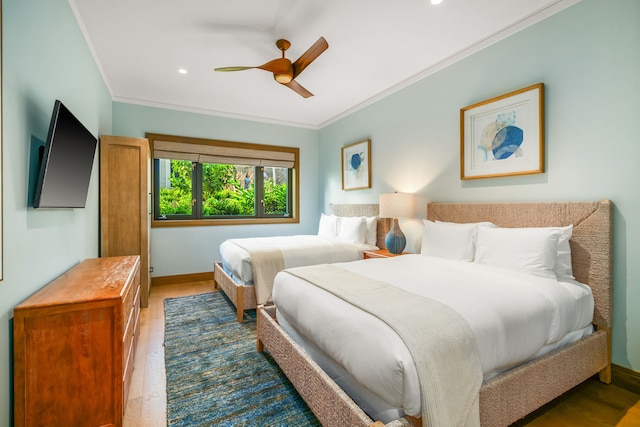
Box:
[274, 73, 293, 84]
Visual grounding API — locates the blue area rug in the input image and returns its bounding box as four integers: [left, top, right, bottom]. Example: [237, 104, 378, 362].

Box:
[164, 292, 320, 426]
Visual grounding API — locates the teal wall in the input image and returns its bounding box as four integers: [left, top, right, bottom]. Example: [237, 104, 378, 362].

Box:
[0, 0, 113, 425]
[112, 102, 320, 277]
[319, 0, 640, 372]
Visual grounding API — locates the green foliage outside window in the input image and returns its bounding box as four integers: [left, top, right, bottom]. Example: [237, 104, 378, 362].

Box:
[263, 179, 287, 214]
[159, 187, 193, 215]
[159, 160, 193, 215]
[158, 159, 288, 217]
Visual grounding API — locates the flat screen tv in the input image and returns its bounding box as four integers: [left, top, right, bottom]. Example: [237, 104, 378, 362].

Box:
[34, 100, 98, 208]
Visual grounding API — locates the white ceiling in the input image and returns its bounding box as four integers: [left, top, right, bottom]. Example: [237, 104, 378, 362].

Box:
[69, 0, 579, 129]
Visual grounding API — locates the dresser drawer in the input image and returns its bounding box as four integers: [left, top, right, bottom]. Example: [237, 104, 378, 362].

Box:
[122, 281, 140, 407]
[123, 283, 140, 360]
[123, 327, 139, 407]
[121, 267, 141, 328]
[122, 293, 140, 406]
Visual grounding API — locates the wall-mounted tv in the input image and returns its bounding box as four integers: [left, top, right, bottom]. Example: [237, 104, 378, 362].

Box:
[34, 100, 98, 209]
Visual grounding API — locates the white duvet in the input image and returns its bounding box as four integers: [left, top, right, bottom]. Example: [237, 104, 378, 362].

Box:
[273, 254, 594, 419]
[219, 235, 377, 283]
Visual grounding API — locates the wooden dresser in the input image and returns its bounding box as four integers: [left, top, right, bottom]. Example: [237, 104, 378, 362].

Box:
[13, 256, 141, 427]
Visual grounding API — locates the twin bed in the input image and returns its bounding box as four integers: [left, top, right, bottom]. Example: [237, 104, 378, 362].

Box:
[254, 200, 613, 427]
[213, 204, 388, 321]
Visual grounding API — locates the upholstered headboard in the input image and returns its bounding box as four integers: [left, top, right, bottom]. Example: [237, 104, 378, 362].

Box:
[329, 204, 389, 250]
[427, 200, 613, 330]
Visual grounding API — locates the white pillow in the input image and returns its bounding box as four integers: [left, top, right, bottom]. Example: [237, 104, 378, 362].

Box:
[550, 225, 574, 279]
[337, 216, 367, 244]
[365, 216, 378, 246]
[421, 220, 496, 261]
[318, 213, 337, 238]
[474, 227, 561, 279]
[437, 221, 574, 278]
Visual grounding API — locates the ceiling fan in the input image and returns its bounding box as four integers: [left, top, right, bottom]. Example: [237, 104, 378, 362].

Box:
[214, 37, 329, 98]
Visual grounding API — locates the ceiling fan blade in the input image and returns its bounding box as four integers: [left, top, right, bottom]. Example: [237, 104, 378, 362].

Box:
[256, 58, 292, 75]
[284, 80, 314, 98]
[214, 66, 255, 72]
[215, 58, 293, 80]
[292, 37, 328, 78]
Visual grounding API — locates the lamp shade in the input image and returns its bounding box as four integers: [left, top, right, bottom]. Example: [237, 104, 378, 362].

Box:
[379, 192, 414, 219]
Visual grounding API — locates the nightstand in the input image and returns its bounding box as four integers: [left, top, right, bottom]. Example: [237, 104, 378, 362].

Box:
[363, 249, 407, 259]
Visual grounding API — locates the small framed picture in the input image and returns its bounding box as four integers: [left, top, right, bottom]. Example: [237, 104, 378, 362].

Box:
[342, 139, 371, 190]
[460, 83, 544, 180]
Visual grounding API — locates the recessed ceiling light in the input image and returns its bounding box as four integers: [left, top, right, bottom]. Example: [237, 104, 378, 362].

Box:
[431, 0, 443, 4]
[178, 69, 188, 74]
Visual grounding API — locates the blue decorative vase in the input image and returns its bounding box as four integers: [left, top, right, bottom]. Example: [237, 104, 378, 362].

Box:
[385, 218, 406, 254]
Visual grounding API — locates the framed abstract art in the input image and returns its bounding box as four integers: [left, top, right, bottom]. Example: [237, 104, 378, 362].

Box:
[342, 139, 371, 190]
[460, 83, 544, 180]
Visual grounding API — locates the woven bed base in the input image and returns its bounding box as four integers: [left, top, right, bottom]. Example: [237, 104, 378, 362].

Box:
[213, 262, 257, 322]
[257, 305, 610, 427]
[479, 329, 608, 427]
[257, 305, 378, 427]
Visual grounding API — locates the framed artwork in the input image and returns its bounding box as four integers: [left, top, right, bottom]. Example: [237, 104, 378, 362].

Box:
[460, 83, 544, 180]
[342, 139, 371, 190]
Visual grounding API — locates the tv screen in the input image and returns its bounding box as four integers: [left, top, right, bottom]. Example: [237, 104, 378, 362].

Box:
[34, 100, 98, 208]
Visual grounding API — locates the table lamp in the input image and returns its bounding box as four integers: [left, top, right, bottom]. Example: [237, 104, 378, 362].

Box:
[379, 192, 414, 254]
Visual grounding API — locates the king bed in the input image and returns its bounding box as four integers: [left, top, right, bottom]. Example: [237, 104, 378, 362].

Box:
[256, 200, 613, 427]
[213, 204, 389, 321]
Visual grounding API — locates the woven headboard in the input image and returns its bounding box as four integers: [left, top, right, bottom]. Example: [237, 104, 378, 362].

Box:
[427, 200, 613, 330]
[329, 204, 389, 250]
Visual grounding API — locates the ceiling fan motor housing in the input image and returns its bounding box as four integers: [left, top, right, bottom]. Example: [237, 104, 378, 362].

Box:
[272, 58, 294, 83]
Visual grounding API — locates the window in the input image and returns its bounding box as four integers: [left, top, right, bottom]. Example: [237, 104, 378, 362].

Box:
[147, 133, 299, 227]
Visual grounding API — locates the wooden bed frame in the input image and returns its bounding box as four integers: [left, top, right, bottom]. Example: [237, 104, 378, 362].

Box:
[256, 200, 613, 427]
[213, 204, 389, 322]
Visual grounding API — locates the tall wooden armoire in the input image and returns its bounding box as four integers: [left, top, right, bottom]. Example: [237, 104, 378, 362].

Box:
[100, 135, 151, 307]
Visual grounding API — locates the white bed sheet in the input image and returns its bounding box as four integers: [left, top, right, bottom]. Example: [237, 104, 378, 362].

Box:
[219, 235, 377, 283]
[273, 254, 594, 421]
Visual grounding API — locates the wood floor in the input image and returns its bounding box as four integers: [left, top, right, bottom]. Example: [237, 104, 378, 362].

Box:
[123, 280, 217, 427]
[123, 280, 640, 427]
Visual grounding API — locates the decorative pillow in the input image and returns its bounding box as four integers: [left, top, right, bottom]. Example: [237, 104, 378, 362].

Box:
[318, 213, 338, 238]
[337, 216, 367, 244]
[474, 227, 561, 279]
[421, 220, 495, 261]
